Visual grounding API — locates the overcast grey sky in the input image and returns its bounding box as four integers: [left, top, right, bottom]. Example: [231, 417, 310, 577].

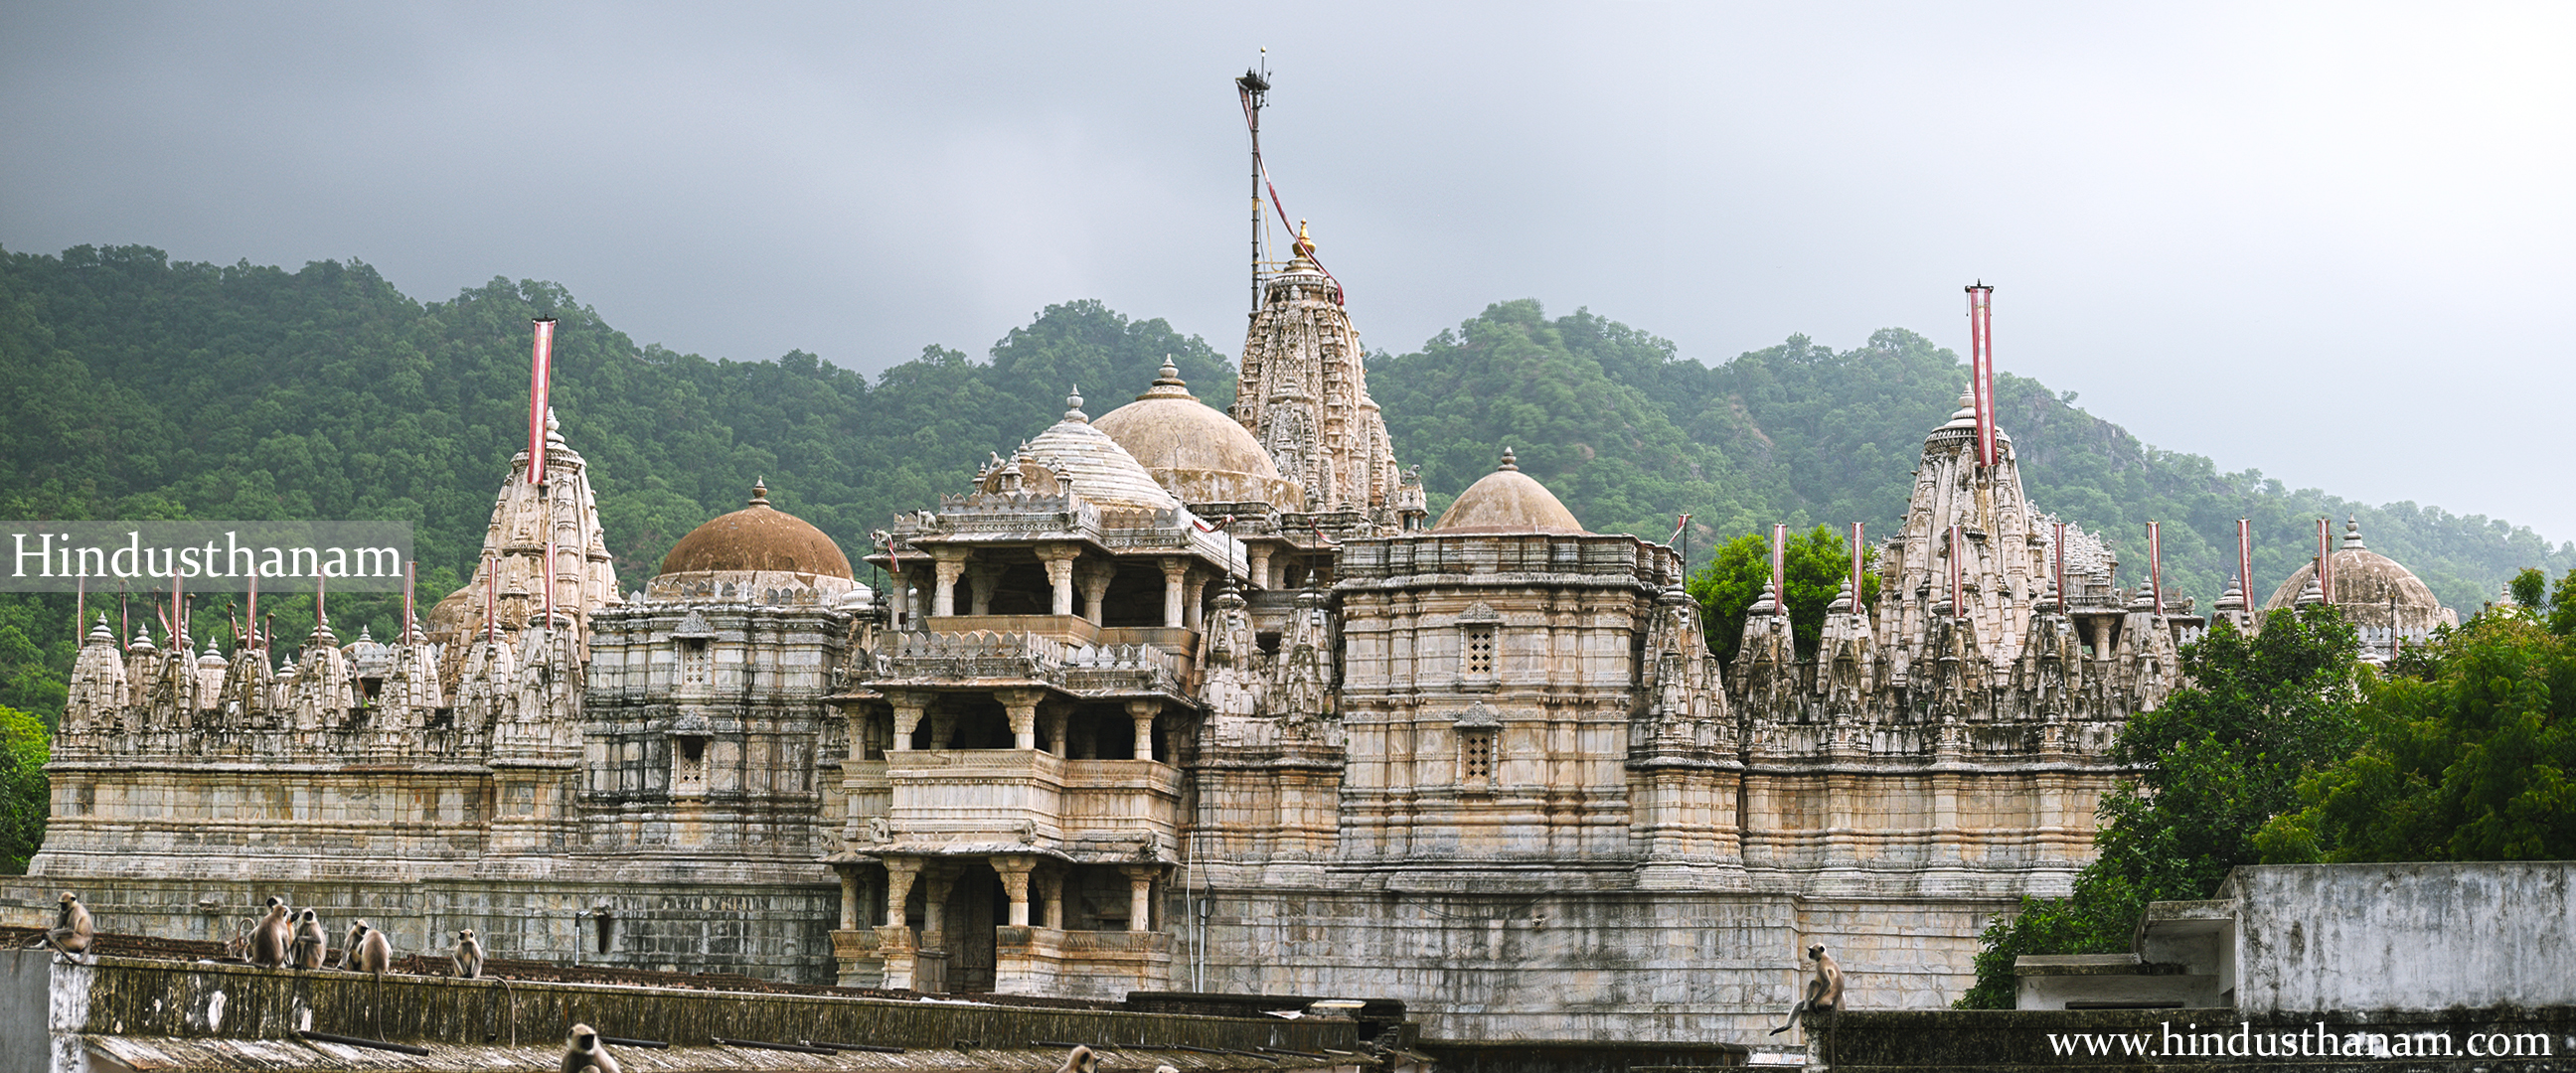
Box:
[5, 3, 2570, 540]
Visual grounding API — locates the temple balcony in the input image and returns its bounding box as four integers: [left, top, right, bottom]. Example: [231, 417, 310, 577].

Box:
[873, 628, 1192, 697]
[882, 749, 1183, 857]
[993, 925, 1174, 999]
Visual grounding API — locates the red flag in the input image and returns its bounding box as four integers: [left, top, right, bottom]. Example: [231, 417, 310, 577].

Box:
[2054, 521, 2068, 614]
[1850, 522, 1864, 610]
[2237, 519, 2253, 613]
[2147, 521, 2164, 616]
[1966, 284, 1997, 468]
[527, 318, 557, 484]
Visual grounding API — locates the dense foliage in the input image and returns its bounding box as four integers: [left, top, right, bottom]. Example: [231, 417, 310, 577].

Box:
[1686, 526, 1880, 665]
[2256, 590, 2576, 863]
[1957, 608, 2363, 1008]
[0, 705, 47, 873]
[0, 244, 2567, 726]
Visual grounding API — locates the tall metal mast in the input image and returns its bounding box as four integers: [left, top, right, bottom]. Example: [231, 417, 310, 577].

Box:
[1236, 56, 1270, 312]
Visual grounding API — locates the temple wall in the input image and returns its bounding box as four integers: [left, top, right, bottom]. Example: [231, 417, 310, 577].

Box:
[0, 876, 840, 985]
[1190, 885, 2017, 1041]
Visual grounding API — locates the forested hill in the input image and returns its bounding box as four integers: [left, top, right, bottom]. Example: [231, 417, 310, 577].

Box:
[1, 244, 2566, 718]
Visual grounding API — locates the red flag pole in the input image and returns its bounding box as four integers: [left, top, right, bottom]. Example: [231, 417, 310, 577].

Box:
[246, 573, 258, 648]
[1850, 522, 1864, 611]
[2237, 519, 2253, 616]
[1966, 283, 1997, 468]
[2054, 521, 2068, 614]
[2316, 519, 2332, 603]
[527, 318, 556, 484]
[2148, 521, 2164, 616]
[1771, 523, 1788, 618]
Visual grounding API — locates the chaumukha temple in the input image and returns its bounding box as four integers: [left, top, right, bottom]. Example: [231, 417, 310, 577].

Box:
[10, 227, 2458, 1045]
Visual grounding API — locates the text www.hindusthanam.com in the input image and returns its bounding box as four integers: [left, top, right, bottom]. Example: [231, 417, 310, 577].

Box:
[2045, 1022, 2554, 1059]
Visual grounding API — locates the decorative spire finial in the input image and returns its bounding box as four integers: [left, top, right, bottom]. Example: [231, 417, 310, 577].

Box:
[749, 478, 770, 507]
[1499, 446, 1518, 472]
[1065, 385, 1087, 422]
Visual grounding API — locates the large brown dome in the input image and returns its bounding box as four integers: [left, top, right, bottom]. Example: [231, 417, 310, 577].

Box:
[658, 481, 853, 580]
[1094, 361, 1304, 509]
[1432, 448, 1585, 535]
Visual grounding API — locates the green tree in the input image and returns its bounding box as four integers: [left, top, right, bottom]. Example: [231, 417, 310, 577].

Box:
[2550, 567, 2576, 638]
[2509, 567, 2549, 612]
[2256, 612, 2576, 863]
[1958, 607, 2362, 1008]
[0, 704, 49, 874]
[1687, 525, 1878, 665]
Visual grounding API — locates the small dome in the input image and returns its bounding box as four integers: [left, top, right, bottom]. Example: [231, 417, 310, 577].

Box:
[1016, 387, 1181, 511]
[1094, 361, 1304, 509]
[1431, 448, 1585, 535]
[2260, 518, 2454, 629]
[658, 480, 854, 579]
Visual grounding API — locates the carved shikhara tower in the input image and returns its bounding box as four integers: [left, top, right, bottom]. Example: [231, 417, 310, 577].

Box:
[1230, 227, 1402, 521]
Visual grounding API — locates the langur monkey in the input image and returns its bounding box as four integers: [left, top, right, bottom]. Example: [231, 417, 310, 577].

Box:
[1770, 943, 1844, 1035]
[249, 897, 294, 969]
[452, 929, 485, 980]
[1053, 1045, 1097, 1073]
[340, 919, 392, 975]
[29, 892, 94, 958]
[290, 909, 328, 970]
[563, 1023, 623, 1073]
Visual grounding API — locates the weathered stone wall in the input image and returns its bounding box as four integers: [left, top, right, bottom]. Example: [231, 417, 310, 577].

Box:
[2225, 861, 2576, 1014]
[1191, 887, 2018, 1042]
[0, 875, 839, 985]
[4, 950, 1367, 1073]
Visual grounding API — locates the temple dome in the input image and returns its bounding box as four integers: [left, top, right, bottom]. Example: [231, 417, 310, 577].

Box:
[2259, 518, 2455, 629]
[1012, 388, 1182, 511]
[1431, 448, 1585, 535]
[1094, 361, 1304, 509]
[658, 480, 853, 579]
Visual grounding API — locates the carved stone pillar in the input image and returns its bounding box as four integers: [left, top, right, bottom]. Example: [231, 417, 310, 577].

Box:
[965, 563, 1004, 616]
[1126, 697, 1161, 761]
[1041, 701, 1073, 758]
[1037, 870, 1064, 929]
[996, 688, 1046, 751]
[1075, 560, 1116, 625]
[884, 857, 921, 929]
[992, 854, 1038, 927]
[1183, 572, 1208, 631]
[1119, 863, 1159, 932]
[1161, 557, 1191, 628]
[930, 548, 969, 618]
[1036, 543, 1079, 617]
[887, 690, 927, 752]
[839, 867, 862, 930]
[928, 701, 956, 750]
[1246, 546, 1272, 591]
[921, 861, 959, 938]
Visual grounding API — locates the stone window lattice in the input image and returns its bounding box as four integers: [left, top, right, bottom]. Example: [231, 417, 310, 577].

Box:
[1464, 625, 1496, 676]
[1462, 730, 1495, 780]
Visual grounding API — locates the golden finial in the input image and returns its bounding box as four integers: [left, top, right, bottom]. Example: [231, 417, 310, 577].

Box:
[1294, 220, 1315, 259]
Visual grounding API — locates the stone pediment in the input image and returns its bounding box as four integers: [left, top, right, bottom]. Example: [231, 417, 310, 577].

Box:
[672, 610, 715, 639]
[1455, 701, 1502, 729]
